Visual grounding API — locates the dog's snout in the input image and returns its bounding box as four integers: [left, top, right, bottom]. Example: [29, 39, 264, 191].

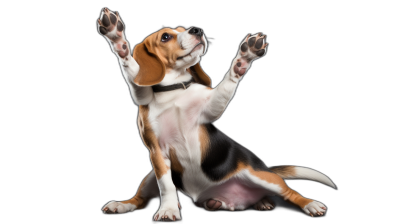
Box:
[189, 27, 203, 37]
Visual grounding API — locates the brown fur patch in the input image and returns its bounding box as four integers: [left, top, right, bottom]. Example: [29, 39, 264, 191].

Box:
[141, 27, 190, 69]
[269, 166, 296, 178]
[220, 161, 248, 181]
[247, 167, 289, 188]
[246, 166, 312, 209]
[281, 189, 313, 209]
[189, 63, 211, 87]
[198, 125, 210, 162]
[138, 105, 168, 179]
[152, 28, 184, 69]
[133, 28, 188, 86]
[132, 35, 165, 86]
[170, 147, 184, 174]
[138, 105, 156, 150]
[120, 174, 149, 209]
[150, 148, 169, 179]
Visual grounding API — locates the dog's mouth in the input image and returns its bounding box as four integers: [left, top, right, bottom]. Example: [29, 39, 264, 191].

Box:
[177, 42, 204, 60]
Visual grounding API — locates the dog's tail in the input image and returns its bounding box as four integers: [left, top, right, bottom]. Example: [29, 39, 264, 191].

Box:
[269, 166, 337, 189]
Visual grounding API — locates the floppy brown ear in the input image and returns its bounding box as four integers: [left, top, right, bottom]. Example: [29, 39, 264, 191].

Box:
[132, 40, 165, 86]
[189, 63, 211, 87]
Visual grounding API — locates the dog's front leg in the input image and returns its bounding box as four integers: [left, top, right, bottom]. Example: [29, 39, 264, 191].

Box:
[138, 106, 181, 221]
[97, 8, 153, 105]
[201, 33, 268, 123]
[150, 148, 181, 221]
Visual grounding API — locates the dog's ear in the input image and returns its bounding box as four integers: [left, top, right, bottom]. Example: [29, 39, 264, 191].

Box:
[132, 39, 165, 86]
[189, 63, 211, 87]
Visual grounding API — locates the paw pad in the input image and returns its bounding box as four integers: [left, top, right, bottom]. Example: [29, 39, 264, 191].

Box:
[234, 59, 247, 76]
[97, 7, 129, 58]
[98, 8, 124, 36]
[240, 33, 268, 57]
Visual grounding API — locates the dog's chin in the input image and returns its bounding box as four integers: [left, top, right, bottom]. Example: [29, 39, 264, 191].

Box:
[193, 43, 204, 54]
[190, 47, 204, 58]
[175, 47, 204, 69]
[178, 42, 205, 59]
[175, 56, 199, 70]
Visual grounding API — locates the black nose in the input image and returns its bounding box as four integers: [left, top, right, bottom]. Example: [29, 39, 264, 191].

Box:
[189, 27, 203, 37]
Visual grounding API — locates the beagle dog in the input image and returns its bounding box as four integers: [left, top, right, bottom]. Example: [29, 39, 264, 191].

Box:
[97, 8, 336, 221]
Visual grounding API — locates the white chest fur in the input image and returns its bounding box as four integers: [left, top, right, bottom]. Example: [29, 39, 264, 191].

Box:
[147, 84, 216, 200]
[148, 84, 209, 152]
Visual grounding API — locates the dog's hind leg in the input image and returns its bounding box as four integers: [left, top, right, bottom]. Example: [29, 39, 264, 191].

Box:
[102, 170, 159, 214]
[243, 169, 327, 217]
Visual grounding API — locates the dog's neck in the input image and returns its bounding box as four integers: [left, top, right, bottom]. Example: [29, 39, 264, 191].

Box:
[158, 69, 192, 86]
[152, 69, 193, 104]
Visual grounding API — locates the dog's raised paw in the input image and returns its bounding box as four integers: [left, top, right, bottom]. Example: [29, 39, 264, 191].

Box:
[233, 33, 268, 77]
[97, 7, 129, 58]
[240, 33, 268, 58]
[97, 8, 124, 37]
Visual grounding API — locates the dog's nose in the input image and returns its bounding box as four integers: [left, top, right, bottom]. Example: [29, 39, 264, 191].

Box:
[189, 27, 203, 37]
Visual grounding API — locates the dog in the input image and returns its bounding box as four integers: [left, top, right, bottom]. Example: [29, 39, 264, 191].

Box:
[97, 7, 336, 221]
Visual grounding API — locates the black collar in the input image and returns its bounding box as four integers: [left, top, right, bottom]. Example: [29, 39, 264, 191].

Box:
[152, 78, 194, 93]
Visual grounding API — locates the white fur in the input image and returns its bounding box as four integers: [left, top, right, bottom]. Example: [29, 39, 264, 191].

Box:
[200, 34, 263, 123]
[290, 167, 337, 189]
[238, 169, 282, 195]
[158, 69, 192, 86]
[120, 55, 154, 105]
[154, 169, 181, 220]
[302, 201, 326, 216]
[102, 201, 137, 213]
[148, 83, 216, 202]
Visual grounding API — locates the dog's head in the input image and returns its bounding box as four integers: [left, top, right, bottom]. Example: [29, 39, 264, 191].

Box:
[132, 27, 211, 87]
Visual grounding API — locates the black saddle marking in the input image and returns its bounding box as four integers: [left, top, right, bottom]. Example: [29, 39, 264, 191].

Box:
[201, 123, 272, 182]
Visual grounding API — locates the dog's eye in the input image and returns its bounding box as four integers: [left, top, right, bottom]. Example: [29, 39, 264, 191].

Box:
[161, 33, 172, 42]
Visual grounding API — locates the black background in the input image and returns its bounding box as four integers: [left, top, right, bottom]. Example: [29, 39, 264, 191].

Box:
[53, 1, 357, 223]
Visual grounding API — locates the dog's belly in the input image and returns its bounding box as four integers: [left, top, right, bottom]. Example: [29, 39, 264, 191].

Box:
[194, 178, 268, 210]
